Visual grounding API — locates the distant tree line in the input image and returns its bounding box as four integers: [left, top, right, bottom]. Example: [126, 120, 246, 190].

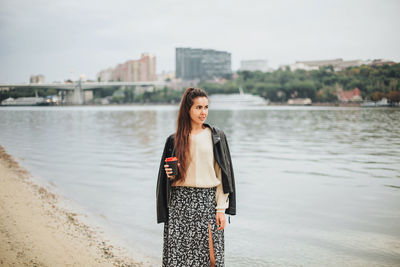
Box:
[200, 63, 400, 103]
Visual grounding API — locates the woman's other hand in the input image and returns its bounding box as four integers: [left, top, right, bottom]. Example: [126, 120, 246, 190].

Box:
[216, 212, 226, 230]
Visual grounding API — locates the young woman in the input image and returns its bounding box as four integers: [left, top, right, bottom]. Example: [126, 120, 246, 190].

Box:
[156, 87, 236, 267]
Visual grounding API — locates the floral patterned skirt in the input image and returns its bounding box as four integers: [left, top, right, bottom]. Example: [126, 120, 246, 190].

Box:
[162, 186, 224, 267]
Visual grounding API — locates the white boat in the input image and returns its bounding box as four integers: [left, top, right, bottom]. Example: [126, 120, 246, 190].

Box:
[287, 98, 312, 105]
[1, 97, 49, 106]
[376, 98, 390, 107]
[361, 98, 390, 107]
[361, 101, 376, 107]
[209, 87, 268, 106]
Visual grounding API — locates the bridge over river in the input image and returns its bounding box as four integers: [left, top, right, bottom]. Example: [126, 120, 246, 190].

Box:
[0, 81, 166, 104]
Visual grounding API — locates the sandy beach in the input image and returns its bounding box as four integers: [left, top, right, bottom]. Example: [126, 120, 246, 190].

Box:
[0, 145, 144, 267]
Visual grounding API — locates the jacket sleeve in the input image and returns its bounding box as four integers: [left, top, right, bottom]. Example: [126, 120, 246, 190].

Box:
[222, 131, 236, 216]
[214, 160, 229, 212]
[156, 135, 172, 224]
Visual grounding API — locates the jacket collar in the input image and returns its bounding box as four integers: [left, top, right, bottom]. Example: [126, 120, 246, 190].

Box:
[203, 123, 221, 144]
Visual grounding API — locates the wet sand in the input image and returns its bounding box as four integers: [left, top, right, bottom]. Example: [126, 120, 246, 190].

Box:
[0, 145, 143, 267]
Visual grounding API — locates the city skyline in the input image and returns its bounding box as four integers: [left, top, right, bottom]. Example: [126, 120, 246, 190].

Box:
[0, 0, 399, 83]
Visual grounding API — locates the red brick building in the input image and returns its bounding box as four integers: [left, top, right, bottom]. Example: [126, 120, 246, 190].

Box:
[338, 88, 362, 102]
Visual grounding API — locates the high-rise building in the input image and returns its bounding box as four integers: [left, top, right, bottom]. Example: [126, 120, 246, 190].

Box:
[176, 48, 231, 80]
[97, 53, 156, 82]
[139, 53, 157, 81]
[97, 68, 114, 82]
[30, 74, 45, 84]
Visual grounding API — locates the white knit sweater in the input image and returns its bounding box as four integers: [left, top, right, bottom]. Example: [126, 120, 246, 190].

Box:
[172, 127, 229, 212]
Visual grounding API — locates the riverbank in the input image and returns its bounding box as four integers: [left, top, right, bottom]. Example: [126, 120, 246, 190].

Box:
[0, 145, 143, 267]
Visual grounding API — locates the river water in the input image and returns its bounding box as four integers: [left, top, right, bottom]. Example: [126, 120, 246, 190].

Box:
[0, 105, 399, 266]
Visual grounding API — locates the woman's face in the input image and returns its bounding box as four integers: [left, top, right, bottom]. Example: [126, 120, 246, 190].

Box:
[189, 97, 208, 125]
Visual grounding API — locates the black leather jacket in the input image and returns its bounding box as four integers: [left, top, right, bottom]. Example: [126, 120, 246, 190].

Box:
[156, 123, 236, 224]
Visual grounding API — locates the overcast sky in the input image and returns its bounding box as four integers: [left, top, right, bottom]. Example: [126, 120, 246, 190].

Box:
[0, 0, 399, 83]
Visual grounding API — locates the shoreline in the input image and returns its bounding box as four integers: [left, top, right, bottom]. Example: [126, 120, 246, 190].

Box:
[2, 102, 399, 108]
[0, 145, 145, 267]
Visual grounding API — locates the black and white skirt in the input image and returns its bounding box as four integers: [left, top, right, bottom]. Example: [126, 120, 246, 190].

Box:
[162, 186, 224, 267]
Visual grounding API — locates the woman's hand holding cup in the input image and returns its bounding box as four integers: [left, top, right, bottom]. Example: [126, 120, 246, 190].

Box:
[164, 164, 175, 179]
[164, 157, 179, 179]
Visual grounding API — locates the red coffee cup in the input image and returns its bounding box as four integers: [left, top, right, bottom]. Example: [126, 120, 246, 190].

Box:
[165, 157, 179, 176]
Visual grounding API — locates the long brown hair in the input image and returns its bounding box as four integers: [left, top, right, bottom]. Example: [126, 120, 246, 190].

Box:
[175, 87, 208, 182]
